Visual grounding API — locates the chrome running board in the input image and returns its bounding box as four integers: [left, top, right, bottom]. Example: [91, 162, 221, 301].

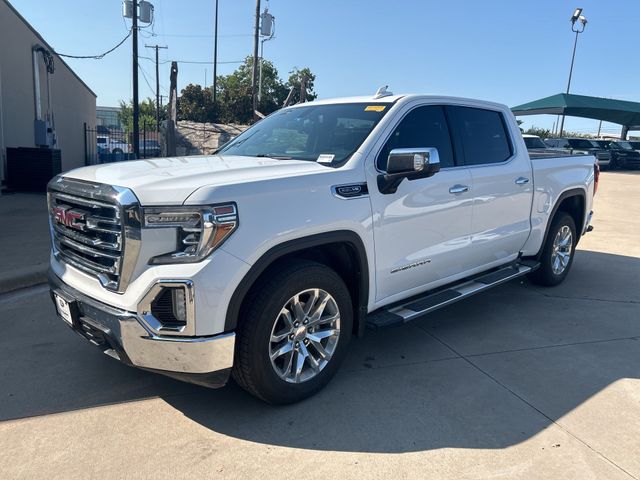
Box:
[367, 260, 539, 329]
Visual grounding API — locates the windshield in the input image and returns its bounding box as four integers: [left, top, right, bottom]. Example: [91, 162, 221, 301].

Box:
[593, 140, 609, 149]
[567, 139, 597, 149]
[218, 103, 390, 164]
[628, 141, 640, 150]
[523, 137, 547, 149]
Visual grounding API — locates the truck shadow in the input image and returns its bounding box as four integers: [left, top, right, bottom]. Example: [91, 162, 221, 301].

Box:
[1, 250, 638, 454]
[164, 249, 640, 453]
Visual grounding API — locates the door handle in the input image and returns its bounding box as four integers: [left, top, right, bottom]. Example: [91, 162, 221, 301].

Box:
[515, 177, 530, 185]
[449, 184, 470, 194]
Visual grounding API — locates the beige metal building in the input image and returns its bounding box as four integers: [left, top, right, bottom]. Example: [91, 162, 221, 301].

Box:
[0, 0, 96, 185]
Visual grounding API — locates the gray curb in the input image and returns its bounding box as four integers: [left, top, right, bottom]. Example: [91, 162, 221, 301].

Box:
[0, 265, 49, 294]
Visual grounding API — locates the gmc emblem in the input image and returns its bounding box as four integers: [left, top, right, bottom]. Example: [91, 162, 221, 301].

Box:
[51, 205, 86, 231]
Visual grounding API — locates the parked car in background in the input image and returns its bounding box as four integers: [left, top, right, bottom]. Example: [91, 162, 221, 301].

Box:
[522, 134, 548, 151]
[599, 140, 640, 169]
[522, 134, 568, 155]
[141, 139, 161, 158]
[544, 137, 611, 169]
[97, 135, 131, 155]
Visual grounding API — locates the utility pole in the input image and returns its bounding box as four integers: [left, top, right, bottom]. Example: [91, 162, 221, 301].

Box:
[132, 0, 139, 158]
[167, 61, 178, 156]
[299, 74, 307, 103]
[212, 0, 219, 118]
[145, 44, 168, 132]
[258, 7, 275, 102]
[251, 0, 261, 121]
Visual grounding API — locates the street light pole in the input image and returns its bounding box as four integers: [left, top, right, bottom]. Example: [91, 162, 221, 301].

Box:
[559, 8, 587, 137]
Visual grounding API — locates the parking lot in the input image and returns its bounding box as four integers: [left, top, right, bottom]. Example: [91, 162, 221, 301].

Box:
[1, 171, 638, 480]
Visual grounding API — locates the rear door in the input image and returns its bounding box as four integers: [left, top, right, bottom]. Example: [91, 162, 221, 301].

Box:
[366, 103, 475, 303]
[446, 105, 533, 269]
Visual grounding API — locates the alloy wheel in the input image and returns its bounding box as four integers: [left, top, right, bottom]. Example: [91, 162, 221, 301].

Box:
[268, 288, 341, 383]
[551, 225, 573, 275]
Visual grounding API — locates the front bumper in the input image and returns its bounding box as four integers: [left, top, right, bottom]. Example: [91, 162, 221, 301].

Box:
[49, 272, 235, 388]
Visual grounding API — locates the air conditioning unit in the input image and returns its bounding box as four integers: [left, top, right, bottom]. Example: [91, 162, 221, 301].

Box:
[6, 147, 61, 192]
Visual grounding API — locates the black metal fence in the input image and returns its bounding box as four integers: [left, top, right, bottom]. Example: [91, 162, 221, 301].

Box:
[84, 123, 162, 165]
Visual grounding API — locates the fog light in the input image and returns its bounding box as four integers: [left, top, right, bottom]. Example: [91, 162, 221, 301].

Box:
[172, 288, 187, 323]
[149, 286, 190, 329]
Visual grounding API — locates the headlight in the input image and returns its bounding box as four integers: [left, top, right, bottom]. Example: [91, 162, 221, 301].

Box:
[143, 204, 238, 264]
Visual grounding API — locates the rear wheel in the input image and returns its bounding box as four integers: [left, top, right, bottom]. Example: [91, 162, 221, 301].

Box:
[529, 212, 577, 287]
[232, 260, 353, 404]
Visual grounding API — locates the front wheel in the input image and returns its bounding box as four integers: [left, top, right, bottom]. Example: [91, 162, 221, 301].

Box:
[529, 212, 577, 287]
[232, 260, 353, 404]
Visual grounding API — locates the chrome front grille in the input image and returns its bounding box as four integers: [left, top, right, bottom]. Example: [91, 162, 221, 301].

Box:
[47, 177, 141, 293]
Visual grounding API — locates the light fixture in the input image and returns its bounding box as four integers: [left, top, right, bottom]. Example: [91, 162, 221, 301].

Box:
[571, 7, 583, 23]
[143, 204, 238, 264]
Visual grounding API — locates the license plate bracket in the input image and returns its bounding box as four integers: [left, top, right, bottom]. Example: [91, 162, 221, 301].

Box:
[53, 291, 79, 327]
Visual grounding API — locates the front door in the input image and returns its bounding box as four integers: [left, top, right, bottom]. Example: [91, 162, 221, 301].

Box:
[366, 104, 475, 304]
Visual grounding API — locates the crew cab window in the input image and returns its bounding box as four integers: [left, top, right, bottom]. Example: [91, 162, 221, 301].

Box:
[447, 106, 512, 165]
[377, 106, 454, 170]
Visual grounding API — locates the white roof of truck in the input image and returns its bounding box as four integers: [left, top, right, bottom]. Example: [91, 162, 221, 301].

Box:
[289, 94, 509, 112]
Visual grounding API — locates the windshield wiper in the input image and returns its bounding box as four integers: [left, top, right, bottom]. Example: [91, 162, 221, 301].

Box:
[254, 153, 294, 160]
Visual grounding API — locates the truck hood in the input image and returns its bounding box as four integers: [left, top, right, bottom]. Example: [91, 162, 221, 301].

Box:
[64, 155, 329, 205]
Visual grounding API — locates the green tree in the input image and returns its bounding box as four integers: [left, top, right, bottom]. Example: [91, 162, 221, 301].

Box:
[214, 58, 254, 124]
[524, 126, 554, 138]
[118, 98, 165, 132]
[285, 67, 317, 104]
[176, 57, 317, 124]
[213, 56, 291, 124]
[177, 84, 214, 122]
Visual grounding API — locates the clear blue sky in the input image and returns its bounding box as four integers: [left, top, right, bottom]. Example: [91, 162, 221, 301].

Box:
[12, 0, 638, 135]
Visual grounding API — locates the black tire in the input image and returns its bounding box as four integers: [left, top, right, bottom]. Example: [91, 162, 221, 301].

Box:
[112, 148, 123, 155]
[529, 212, 577, 287]
[232, 260, 353, 404]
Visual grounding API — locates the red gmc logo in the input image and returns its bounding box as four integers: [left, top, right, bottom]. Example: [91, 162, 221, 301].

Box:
[51, 205, 86, 231]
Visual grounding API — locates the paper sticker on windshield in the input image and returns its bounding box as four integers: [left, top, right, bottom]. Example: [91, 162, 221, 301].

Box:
[317, 154, 335, 164]
[365, 105, 386, 112]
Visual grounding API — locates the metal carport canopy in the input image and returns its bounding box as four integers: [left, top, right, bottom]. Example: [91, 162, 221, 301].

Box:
[511, 93, 640, 129]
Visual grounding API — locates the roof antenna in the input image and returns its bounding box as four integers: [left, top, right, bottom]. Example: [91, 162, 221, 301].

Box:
[374, 85, 393, 99]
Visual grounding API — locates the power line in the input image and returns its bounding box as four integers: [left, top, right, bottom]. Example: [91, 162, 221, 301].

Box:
[54, 31, 132, 59]
[160, 33, 252, 38]
[138, 64, 155, 94]
[166, 59, 244, 65]
[139, 56, 243, 65]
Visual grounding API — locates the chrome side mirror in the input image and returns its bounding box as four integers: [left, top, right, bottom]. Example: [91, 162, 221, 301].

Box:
[378, 147, 441, 194]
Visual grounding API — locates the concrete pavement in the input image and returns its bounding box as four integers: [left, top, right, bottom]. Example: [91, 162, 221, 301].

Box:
[0, 192, 50, 293]
[0, 171, 638, 479]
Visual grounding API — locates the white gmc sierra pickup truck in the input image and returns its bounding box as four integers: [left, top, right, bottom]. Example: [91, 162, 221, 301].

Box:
[48, 91, 597, 403]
